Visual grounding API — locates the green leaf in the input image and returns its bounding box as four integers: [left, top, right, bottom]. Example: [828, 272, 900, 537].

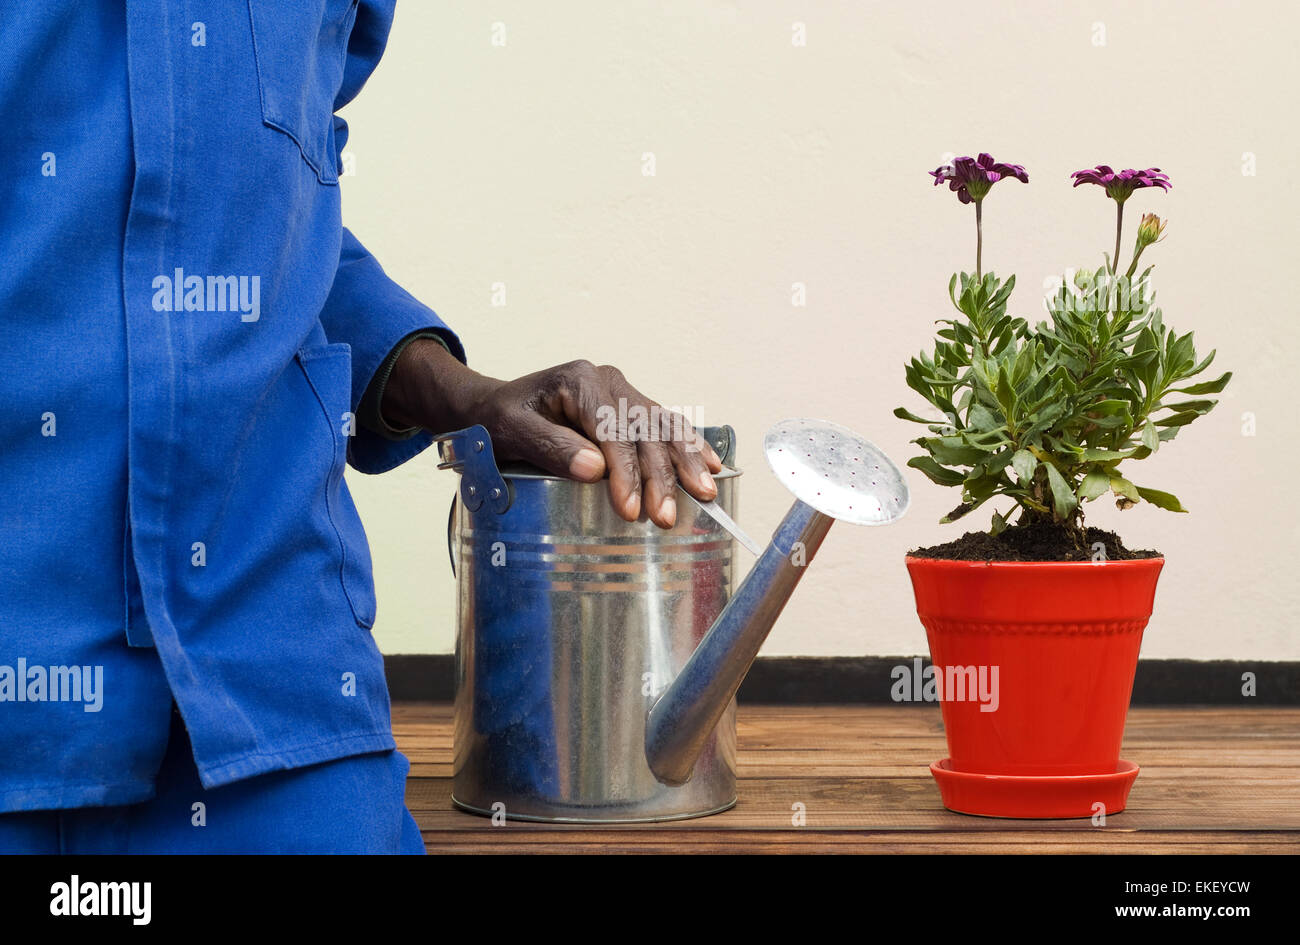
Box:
[939, 504, 971, 524]
[977, 446, 1015, 476]
[966, 428, 1013, 449]
[1044, 463, 1078, 520]
[1109, 476, 1140, 502]
[1077, 471, 1110, 501]
[894, 406, 938, 425]
[1084, 399, 1133, 416]
[967, 403, 1001, 432]
[941, 496, 993, 523]
[994, 362, 1017, 418]
[991, 273, 1016, 305]
[1155, 411, 1201, 427]
[927, 437, 990, 465]
[1162, 399, 1217, 415]
[1010, 342, 1033, 388]
[1011, 448, 1037, 485]
[990, 509, 1009, 536]
[963, 470, 1003, 502]
[907, 456, 965, 487]
[1141, 423, 1159, 452]
[1170, 369, 1227, 395]
[1184, 348, 1216, 374]
[1136, 486, 1188, 512]
[1169, 331, 1196, 374]
[1080, 447, 1132, 462]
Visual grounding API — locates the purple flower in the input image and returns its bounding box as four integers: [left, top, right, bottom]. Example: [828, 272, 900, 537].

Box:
[930, 153, 1029, 204]
[1070, 165, 1171, 202]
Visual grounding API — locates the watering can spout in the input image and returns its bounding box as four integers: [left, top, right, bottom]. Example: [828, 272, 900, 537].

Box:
[645, 418, 911, 787]
[644, 501, 834, 786]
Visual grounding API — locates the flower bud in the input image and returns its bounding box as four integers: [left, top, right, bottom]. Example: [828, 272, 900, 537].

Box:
[1136, 212, 1167, 247]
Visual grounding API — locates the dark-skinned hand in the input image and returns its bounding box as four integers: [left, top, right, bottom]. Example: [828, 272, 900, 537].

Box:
[381, 339, 722, 528]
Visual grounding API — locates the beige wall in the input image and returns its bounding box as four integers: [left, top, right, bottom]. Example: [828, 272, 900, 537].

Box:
[339, 0, 1297, 660]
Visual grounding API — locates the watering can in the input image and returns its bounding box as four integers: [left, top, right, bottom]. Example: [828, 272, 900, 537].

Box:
[437, 418, 908, 822]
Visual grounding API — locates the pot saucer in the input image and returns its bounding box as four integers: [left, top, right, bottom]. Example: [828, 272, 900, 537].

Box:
[929, 759, 1140, 819]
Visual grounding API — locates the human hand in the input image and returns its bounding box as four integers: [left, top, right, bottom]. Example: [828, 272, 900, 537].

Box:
[382, 339, 723, 528]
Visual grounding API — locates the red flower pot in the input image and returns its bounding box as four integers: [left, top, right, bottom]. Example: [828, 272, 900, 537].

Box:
[905, 555, 1163, 818]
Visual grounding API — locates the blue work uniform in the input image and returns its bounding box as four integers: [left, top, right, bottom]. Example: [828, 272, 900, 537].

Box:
[0, 0, 459, 850]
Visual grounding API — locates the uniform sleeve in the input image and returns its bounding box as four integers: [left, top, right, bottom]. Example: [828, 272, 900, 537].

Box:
[356, 328, 455, 446]
[319, 0, 467, 474]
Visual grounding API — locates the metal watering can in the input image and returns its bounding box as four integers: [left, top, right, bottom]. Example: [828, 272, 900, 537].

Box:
[437, 419, 908, 822]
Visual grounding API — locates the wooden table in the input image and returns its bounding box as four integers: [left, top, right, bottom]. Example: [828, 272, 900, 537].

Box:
[397, 703, 1300, 854]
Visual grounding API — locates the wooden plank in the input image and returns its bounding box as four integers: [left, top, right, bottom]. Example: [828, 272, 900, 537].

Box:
[405, 774, 1300, 813]
[394, 702, 1300, 852]
[405, 787, 1300, 830]
[406, 763, 1300, 783]
[416, 830, 1300, 855]
[393, 701, 1300, 722]
[392, 703, 1300, 740]
[422, 841, 1300, 854]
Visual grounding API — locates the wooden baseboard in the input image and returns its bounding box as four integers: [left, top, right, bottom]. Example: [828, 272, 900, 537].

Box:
[384, 655, 1297, 705]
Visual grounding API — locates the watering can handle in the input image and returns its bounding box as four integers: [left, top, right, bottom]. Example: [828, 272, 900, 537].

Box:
[699, 425, 736, 467]
[434, 424, 512, 515]
[446, 493, 457, 577]
[437, 425, 510, 577]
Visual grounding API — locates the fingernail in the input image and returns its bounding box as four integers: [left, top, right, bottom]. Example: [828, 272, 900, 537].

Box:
[623, 492, 641, 519]
[569, 448, 604, 480]
[658, 496, 676, 526]
[699, 472, 717, 498]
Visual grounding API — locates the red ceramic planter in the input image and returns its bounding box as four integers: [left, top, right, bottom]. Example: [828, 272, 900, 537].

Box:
[905, 555, 1164, 817]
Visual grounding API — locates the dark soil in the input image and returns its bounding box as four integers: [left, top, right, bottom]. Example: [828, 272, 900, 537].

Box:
[909, 519, 1160, 562]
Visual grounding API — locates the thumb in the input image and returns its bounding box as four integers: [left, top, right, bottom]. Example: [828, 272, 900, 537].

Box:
[501, 412, 607, 482]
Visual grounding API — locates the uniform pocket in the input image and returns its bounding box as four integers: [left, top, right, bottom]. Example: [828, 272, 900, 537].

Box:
[296, 342, 378, 628]
[247, 0, 360, 185]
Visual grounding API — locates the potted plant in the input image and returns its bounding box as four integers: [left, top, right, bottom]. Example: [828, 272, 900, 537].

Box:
[897, 155, 1231, 817]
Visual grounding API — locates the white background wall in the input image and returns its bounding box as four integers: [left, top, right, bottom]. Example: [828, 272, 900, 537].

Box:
[339, 0, 1297, 660]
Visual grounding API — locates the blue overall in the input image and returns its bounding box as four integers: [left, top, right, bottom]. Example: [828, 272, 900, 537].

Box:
[0, 1, 459, 852]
